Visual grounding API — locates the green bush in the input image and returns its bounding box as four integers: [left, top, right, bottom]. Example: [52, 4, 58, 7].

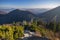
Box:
[0, 24, 24, 40]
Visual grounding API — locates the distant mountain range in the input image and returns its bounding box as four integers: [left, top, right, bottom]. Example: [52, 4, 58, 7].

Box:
[38, 6, 60, 22]
[25, 8, 49, 14]
[0, 8, 15, 13]
[0, 9, 38, 24]
[0, 6, 60, 24]
[0, 11, 7, 14]
[0, 8, 49, 14]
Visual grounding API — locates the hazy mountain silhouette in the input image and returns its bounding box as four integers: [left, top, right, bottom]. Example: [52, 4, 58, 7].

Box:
[0, 11, 7, 14]
[0, 8, 49, 14]
[26, 8, 49, 14]
[0, 8, 15, 13]
[38, 6, 60, 22]
[0, 9, 38, 24]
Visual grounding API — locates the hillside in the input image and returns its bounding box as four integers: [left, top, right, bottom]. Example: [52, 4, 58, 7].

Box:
[38, 6, 60, 22]
[0, 9, 38, 24]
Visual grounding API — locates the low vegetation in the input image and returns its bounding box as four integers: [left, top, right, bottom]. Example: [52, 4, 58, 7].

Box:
[0, 21, 60, 40]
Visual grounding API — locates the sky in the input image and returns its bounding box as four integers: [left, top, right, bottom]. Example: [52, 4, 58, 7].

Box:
[0, 0, 60, 9]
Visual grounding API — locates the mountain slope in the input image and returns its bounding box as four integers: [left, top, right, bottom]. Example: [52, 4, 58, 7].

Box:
[0, 9, 38, 24]
[38, 6, 60, 22]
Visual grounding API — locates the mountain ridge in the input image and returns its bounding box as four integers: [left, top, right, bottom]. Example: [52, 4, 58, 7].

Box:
[0, 9, 38, 24]
[38, 6, 60, 22]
